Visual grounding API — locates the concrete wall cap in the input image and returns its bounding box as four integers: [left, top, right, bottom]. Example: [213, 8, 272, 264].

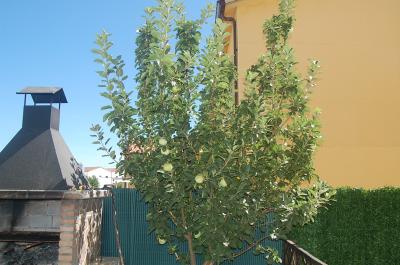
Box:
[0, 190, 110, 200]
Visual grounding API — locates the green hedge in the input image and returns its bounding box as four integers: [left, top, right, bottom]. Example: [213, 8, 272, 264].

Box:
[288, 187, 400, 265]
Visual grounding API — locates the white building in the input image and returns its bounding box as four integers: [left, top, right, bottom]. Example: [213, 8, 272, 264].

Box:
[83, 167, 122, 188]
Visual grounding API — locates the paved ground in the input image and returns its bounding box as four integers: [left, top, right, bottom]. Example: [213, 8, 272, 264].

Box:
[95, 257, 120, 265]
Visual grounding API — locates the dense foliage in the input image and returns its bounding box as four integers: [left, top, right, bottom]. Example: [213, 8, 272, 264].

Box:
[91, 0, 333, 264]
[289, 188, 400, 265]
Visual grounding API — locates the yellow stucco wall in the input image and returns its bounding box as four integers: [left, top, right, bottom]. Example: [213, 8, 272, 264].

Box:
[223, 0, 400, 188]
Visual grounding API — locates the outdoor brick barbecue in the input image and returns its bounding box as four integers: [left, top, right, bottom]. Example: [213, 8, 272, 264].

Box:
[0, 87, 109, 265]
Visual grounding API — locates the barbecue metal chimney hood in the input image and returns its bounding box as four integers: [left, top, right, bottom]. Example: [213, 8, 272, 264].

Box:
[0, 87, 88, 190]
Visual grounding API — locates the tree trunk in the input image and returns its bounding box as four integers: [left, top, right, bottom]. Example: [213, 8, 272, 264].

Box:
[186, 233, 196, 265]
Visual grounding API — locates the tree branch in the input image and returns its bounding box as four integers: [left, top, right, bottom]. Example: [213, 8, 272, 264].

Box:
[231, 234, 271, 259]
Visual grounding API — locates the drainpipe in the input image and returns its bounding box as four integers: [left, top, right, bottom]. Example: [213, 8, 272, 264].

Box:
[217, 0, 239, 106]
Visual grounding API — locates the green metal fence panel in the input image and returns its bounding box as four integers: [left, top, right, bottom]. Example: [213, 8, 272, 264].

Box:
[101, 189, 282, 265]
[101, 195, 116, 256]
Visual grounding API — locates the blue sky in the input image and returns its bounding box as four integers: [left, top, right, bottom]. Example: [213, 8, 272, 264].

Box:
[0, 0, 214, 168]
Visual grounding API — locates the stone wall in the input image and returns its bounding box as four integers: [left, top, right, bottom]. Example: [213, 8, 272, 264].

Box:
[0, 200, 60, 233]
[58, 196, 104, 265]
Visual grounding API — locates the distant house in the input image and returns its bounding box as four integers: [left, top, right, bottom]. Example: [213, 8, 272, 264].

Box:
[83, 167, 122, 188]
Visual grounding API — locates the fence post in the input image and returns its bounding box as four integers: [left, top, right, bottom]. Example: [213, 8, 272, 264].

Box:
[111, 189, 125, 265]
